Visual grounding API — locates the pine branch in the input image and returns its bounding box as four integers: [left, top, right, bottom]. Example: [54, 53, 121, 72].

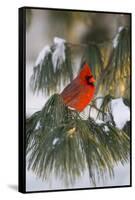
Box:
[95, 49, 114, 95]
[26, 94, 130, 186]
[67, 26, 129, 48]
[30, 41, 73, 95]
[30, 27, 130, 97]
[81, 44, 104, 80]
[94, 27, 130, 96]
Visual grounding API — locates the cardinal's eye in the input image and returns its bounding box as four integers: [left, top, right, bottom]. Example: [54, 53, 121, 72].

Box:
[86, 75, 92, 82]
[89, 75, 93, 79]
[85, 75, 95, 86]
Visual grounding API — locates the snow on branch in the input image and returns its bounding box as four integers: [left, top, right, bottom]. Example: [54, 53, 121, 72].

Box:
[52, 37, 66, 72]
[35, 45, 51, 66]
[31, 37, 73, 94]
[111, 98, 130, 129]
[52, 137, 60, 145]
[34, 37, 67, 73]
[112, 26, 124, 48]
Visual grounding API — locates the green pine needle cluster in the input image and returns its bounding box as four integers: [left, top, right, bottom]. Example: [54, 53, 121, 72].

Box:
[30, 44, 73, 95]
[26, 94, 130, 186]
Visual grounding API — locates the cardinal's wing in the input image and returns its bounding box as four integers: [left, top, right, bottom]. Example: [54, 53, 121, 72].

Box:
[61, 79, 81, 104]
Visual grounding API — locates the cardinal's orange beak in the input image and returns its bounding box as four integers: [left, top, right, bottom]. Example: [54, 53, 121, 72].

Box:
[90, 77, 96, 83]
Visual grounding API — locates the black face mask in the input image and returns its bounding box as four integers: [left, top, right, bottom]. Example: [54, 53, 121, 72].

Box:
[85, 75, 94, 86]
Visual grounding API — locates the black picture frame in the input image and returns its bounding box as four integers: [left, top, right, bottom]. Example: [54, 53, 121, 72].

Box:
[19, 6, 132, 193]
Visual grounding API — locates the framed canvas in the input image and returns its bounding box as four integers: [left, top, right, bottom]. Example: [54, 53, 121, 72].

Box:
[19, 6, 132, 193]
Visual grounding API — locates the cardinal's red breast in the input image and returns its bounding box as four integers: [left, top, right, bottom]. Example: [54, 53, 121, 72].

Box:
[61, 63, 96, 112]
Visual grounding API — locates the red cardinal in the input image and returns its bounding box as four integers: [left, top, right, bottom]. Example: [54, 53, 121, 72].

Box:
[61, 63, 96, 112]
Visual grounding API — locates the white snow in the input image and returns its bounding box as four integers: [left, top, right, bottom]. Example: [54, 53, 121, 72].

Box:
[35, 121, 41, 130]
[95, 119, 104, 125]
[104, 125, 109, 132]
[52, 137, 59, 145]
[118, 26, 124, 33]
[95, 118, 110, 132]
[26, 162, 130, 191]
[54, 37, 66, 45]
[52, 37, 66, 72]
[111, 98, 130, 129]
[35, 45, 51, 66]
[113, 26, 124, 48]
